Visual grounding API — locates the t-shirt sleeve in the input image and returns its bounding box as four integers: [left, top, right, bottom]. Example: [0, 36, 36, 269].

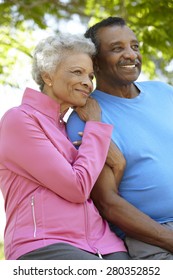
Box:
[66, 110, 86, 148]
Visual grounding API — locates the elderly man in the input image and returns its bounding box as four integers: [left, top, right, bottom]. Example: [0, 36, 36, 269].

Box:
[67, 17, 173, 259]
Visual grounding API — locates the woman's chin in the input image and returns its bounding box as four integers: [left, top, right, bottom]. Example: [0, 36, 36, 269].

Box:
[75, 99, 87, 107]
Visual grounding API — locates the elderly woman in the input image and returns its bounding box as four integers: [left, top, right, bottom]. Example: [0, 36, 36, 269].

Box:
[0, 34, 129, 260]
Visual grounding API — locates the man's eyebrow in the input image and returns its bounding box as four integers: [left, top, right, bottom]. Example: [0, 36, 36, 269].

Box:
[110, 41, 122, 46]
[110, 39, 139, 46]
[131, 39, 139, 44]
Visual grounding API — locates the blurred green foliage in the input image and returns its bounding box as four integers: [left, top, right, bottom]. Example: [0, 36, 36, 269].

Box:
[0, 241, 4, 260]
[0, 0, 173, 84]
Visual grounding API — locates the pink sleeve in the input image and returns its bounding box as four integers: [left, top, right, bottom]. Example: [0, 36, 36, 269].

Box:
[0, 109, 113, 203]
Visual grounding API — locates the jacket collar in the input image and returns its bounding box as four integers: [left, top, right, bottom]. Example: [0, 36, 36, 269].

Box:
[22, 87, 62, 122]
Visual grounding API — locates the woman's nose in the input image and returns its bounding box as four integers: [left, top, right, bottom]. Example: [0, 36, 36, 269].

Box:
[81, 76, 93, 89]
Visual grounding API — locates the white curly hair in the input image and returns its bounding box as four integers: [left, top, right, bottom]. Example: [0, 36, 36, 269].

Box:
[32, 33, 96, 90]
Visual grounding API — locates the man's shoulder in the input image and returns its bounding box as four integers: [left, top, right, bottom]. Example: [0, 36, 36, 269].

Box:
[91, 89, 104, 97]
[66, 111, 85, 143]
[135, 80, 173, 95]
[135, 80, 172, 89]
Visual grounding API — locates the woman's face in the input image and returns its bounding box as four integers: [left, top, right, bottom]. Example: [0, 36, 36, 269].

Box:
[45, 52, 94, 112]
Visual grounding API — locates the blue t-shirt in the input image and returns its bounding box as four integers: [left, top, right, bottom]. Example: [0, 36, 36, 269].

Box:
[67, 81, 173, 232]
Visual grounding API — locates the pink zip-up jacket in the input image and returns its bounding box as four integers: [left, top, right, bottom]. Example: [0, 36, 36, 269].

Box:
[0, 88, 126, 259]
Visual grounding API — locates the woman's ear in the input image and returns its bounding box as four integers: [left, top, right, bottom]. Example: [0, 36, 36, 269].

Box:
[41, 72, 52, 87]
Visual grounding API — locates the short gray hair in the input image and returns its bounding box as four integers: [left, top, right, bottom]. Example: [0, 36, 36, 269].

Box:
[32, 33, 96, 90]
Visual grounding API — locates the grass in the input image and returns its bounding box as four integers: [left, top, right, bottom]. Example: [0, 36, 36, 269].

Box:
[0, 241, 4, 260]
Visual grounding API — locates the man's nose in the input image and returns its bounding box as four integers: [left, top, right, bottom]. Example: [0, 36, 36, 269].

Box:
[123, 46, 137, 60]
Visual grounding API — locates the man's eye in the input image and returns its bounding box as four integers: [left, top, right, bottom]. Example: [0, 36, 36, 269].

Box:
[132, 44, 139, 51]
[112, 47, 123, 52]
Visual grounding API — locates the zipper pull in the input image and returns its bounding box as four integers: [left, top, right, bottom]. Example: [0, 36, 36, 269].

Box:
[31, 196, 36, 238]
[31, 196, 34, 206]
[97, 250, 103, 259]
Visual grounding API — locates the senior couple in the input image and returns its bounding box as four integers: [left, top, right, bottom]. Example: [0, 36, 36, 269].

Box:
[0, 17, 173, 260]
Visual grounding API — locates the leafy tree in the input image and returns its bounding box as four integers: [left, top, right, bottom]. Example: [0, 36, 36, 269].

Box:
[86, 0, 173, 83]
[0, 0, 90, 87]
[1, 0, 173, 87]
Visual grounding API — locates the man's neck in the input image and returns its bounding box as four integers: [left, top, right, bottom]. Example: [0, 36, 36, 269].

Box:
[96, 82, 140, 99]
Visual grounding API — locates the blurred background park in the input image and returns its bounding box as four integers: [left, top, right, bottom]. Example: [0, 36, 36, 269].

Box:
[0, 0, 173, 260]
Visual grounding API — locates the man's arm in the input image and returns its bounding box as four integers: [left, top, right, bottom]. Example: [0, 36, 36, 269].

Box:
[67, 109, 173, 252]
[91, 164, 173, 253]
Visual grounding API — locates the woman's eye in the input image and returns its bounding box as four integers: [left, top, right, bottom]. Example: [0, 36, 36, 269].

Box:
[89, 75, 94, 81]
[74, 70, 82, 75]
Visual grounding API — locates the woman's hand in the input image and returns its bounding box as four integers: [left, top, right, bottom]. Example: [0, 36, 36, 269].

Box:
[75, 97, 101, 122]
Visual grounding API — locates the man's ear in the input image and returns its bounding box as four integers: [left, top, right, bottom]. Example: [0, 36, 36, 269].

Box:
[41, 72, 52, 87]
[93, 57, 100, 73]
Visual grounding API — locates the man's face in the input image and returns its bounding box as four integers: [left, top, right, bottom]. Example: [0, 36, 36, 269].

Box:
[95, 25, 142, 86]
